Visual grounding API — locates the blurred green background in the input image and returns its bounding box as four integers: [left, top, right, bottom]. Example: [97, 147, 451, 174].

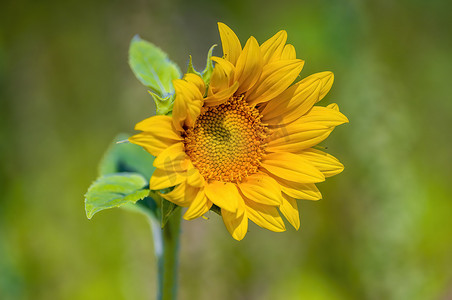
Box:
[1, 0, 452, 299]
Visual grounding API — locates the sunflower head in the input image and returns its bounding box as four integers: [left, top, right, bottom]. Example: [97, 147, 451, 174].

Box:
[130, 23, 348, 240]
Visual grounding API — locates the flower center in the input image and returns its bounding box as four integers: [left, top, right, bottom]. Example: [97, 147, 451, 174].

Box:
[184, 96, 269, 183]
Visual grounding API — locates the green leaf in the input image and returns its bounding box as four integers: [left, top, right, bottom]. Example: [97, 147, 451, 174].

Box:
[161, 199, 180, 228]
[96, 134, 160, 218]
[129, 35, 182, 97]
[99, 134, 155, 181]
[121, 197, 158, 219]
[85, 173, 149, 219]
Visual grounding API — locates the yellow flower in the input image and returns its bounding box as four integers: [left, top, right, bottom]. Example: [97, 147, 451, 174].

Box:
[130, 23, 348, 240]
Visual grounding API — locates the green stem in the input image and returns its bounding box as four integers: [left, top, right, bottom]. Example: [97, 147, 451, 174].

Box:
[149, 208, 182, 300]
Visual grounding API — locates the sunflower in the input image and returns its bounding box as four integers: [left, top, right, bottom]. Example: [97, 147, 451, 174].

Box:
[129, 23, 348, 240]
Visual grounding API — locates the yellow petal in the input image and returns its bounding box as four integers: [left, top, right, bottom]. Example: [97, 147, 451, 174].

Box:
[171, 94, 187, 132]
[297, 105, 349, 127]
[260, 30, 287, 65]
[208, 57, 236, 98]
[185, 99, 203, 127]
[205, 181, 240, 213]
[186, 163, 205, 187]
[238, 173, 283, 206]
[246, 59, 305, 106]
[149, 168, 187, 190]
[271, 175, 322, 200]
[129, 133, 180, 157]
[183, 188, 212, 220]
[327, 103, 339, 111]
[282, 183, 321, 201]
[266, 123, 333, 153]
[222, 209, 248, 241]
[218, 22, 242, 65]
[280, 44, 296, 60]
[260, 152, 325, 183]
[234, 36, 263, 94]
[153, 142, 188, 171]
[208, 65, 229, 96]
[183, 73, 205, 96]
[160, 182, 191, 207]
[317, 72, 334, 102]
[172, 79, 203, 130]
[298, 148, 344, 177]
[244, 200, 286, 232]
[204, 81, 239, 107]
[261, 72, 333, 125]
[210, 57, 235, 88]
[173, 78, 203, 102]
[134, 115, 183, 140]
[279, 193, 300, 230]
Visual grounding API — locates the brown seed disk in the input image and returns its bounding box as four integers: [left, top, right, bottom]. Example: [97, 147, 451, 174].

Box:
[184, 96, 269, 183]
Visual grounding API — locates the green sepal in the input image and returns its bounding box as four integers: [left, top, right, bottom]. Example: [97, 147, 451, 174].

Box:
[186, 55, 202, 77]
[201, 44, 216, 88]
[129, 35, 182, 98]
[85, 173, 149, 219]
[210, 204, 222, 216]
[148, 90, 175, 116]
[186, 44, 217, 90]
[161, 199, 180, 228]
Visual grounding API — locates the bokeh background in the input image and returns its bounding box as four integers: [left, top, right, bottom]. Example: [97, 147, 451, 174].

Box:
[1, 0, 452, 299]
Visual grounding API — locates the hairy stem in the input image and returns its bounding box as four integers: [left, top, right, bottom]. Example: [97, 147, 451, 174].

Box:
[149, 208, 182, 300]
